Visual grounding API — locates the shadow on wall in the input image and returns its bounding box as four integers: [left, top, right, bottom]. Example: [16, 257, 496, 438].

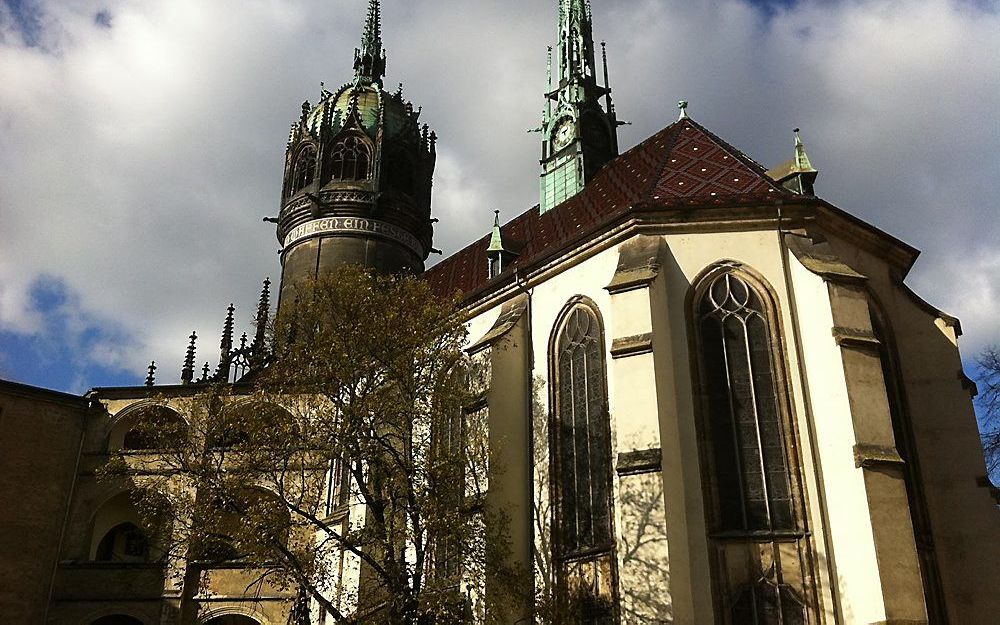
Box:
[530, 375, 673, 623]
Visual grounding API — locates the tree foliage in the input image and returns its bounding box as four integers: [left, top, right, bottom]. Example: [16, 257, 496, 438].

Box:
[975, 344, 1000, 480]
[103, 266, 521, 624]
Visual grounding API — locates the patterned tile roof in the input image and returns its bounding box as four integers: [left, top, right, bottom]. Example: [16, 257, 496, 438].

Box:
[424, 118, 792, 301]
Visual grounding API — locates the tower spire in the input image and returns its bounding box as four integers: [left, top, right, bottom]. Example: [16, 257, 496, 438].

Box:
[354, 0, 386, 86]
[558, 0, 597, 86]
[539, 0, 619, 213]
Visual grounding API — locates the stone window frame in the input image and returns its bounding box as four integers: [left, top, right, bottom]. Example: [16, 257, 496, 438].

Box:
[546, 295, 621, 623]
[686, 262, 820, 625]
[291, 143, 318, 193]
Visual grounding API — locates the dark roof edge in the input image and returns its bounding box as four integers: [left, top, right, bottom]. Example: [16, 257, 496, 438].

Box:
[88, 382, 253, 400]
[0, 378, 91, 408]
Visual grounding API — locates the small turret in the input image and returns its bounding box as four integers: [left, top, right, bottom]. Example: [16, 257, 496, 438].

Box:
[767, 128, 819, 196]
[486, 210, 519, 279]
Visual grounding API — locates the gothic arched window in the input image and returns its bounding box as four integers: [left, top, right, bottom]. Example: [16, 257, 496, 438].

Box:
[693, 269, 814, 625]
[552, 302, 617, 622]
[292, 145, 316, 193]
[331, 136, 371, 181]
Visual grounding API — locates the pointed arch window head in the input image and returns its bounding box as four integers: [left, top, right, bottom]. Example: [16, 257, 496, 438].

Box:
[555, 305, 614, 555]
[698, 272, 795, 533]
[331, 135, 371, 181]
[292, 145, 317, 193]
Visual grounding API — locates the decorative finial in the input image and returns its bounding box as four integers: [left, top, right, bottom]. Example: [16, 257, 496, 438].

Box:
[181, 332, 197, 385]
[251, 278, 271, 367]
[220, 304, 235, 350]
[201, 362, 211, 383]
[354, 0, 386, 86]
[145, 361, 156, 387]
[678, 100, 689, 120]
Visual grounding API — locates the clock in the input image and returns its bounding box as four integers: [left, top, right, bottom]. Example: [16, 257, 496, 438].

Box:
[553, 119, 575, 150]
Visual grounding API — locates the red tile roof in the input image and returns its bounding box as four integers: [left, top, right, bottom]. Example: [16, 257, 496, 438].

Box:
[424, 118, 791, 301]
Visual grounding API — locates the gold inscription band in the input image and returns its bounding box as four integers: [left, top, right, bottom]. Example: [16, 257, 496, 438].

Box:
[283, 217, 423, 257]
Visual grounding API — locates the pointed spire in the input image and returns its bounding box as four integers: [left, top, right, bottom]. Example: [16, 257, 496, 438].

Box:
[600, 40, 613, 110]
[181, 332, 197, 385]
[558, 0, 597, 85]
[793, 128, 816, 173]
[487, 210, 506, 253]
[201, 362, 211, 383]
[251, 278, 271, 362]
[354, 0, 386, 86]
[145, 361, 156, 387]
[216, 304, 235, 382]
[678, 100, 689, 120]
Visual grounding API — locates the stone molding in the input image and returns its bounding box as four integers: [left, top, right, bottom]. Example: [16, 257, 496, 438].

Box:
[610, 333, 654, 359]
[832, 326, 881, 350]
[616, 448, 662, 476]
[605, 236, 667, 294]
[854, 443, 905, 469]
[467, 294, 529, 354]
[785, 232, 867, 284]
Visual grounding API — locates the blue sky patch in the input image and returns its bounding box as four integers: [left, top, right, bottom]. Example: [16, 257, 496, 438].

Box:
[0, 276, 140, 394]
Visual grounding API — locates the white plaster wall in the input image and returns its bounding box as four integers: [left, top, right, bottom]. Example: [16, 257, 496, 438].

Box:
[459, 228, 909, 624]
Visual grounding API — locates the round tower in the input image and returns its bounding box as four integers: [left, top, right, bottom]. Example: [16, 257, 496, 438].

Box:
[275, 0, 436, 307]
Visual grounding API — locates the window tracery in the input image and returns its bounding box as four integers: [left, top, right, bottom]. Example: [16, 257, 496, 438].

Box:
[292, 145, 316, 192]
[331, 135, 371, 181]
[693, 269, 815, 624]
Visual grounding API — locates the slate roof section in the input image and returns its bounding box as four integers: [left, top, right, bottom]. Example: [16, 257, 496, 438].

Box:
[424, 118, 792, 300]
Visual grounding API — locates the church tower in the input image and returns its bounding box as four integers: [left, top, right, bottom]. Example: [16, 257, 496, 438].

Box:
[275, 0, 437, 307]
[538, 0, 620, 213]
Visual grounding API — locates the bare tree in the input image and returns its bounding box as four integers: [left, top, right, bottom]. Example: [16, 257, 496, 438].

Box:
[975, 345, 1000, 480]
[103, 267, 522, 625]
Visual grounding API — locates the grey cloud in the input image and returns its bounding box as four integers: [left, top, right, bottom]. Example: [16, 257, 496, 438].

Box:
[0, 0, 997, 390]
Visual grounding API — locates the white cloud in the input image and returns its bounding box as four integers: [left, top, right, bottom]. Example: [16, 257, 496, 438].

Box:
[0, 0, 997, 390]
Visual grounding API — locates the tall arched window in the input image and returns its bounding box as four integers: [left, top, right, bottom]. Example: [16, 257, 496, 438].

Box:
[552, 302, 617, 622]
[331, 136, 370, 181]
[693, 269, 815, 625]
[292, 145, 316, 192]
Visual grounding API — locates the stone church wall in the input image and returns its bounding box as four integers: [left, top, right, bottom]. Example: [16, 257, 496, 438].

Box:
[0, 382, 89, 624]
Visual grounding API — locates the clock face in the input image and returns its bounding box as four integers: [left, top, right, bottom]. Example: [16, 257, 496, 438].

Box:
[553, 119, 575, 150]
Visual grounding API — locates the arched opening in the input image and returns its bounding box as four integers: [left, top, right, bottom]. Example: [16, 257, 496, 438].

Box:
[690, 267, 816, 624]
[291, 145, 316, 193]
[95, 522, 149, 563]
[91, 615, 144, 625]
[330, 135, 371, 181]
[90, 492, 156, 563]
[549, 300, 618, 622]
[108, 404, 187, 452]
[208, 401, 295, 450]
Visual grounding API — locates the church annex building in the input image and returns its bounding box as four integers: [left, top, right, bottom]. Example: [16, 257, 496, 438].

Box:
[1, 1, 997, 624]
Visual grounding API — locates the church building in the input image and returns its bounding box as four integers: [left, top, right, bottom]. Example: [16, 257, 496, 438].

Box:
[1, 1, 998, 624]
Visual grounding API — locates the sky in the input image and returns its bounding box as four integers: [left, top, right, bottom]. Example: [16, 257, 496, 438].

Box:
[0, 0, 998, 396]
